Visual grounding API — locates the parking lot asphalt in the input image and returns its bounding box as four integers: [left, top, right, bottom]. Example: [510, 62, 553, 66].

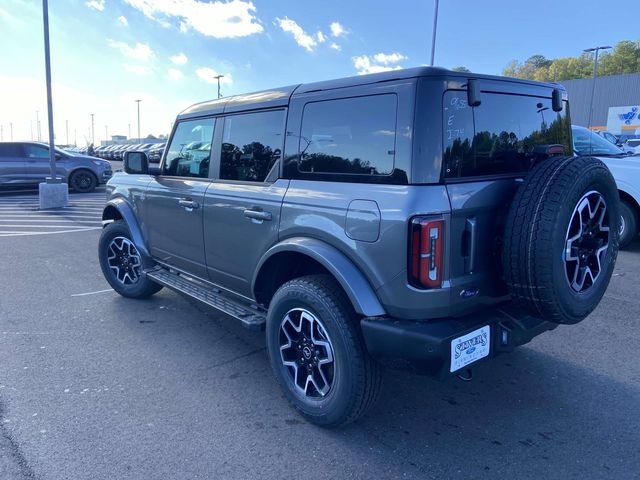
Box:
[0, 192, 639, 480]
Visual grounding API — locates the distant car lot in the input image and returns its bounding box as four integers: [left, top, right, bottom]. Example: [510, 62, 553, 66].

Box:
[0, 196, 637, 479]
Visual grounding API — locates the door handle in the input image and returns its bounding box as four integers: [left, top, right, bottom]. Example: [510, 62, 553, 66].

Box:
[178, 198, 200, 210]
[243, 208, 272, 221]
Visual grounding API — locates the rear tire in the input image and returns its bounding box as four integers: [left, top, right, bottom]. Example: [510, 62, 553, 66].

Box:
[265, 275, 382, 427]
[503, 156, 619, 324]
[618, 200, 638, 248]
[99, 221, 162, 298]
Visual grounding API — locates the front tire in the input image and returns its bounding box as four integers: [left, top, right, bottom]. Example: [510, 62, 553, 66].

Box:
[266, 275, 382, 427]
[70, 169, 97, 193]
[618, 200, 638, 248]
[98, 221, 162, 298]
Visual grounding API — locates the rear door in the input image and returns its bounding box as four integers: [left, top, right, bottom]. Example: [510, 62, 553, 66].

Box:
[440, 85, 571, 302]
[141, 117, 216, 278]
[202, 109, 288, 297]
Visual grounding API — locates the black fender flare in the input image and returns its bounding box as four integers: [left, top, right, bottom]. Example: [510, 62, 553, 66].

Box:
[253, 237, 386, 317]
[102, 197, 150, 259]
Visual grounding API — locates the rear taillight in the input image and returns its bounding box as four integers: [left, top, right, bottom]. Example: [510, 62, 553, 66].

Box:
[409, 217, 444, 289]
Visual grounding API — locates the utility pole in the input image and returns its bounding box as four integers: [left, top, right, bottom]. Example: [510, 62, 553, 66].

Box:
[135, 99, 142, 141]
[65, 119, 69, 145]
[429, 0, 439, 66]
[90, 113, 95, 145]
[584, 45, 612, 130]
[214, 75, 224, 99]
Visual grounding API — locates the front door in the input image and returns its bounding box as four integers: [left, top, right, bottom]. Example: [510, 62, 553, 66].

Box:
[143, 117, 216, 278]
[203, 109, 288, 297]
[0, 143, 28, 185]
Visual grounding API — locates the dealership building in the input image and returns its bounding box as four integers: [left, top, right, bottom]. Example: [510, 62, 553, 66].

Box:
[561, 72, 640, 137]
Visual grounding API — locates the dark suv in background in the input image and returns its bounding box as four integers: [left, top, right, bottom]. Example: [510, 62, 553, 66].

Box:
[99, 67, 619, 427]
[0, 142, 112, 192]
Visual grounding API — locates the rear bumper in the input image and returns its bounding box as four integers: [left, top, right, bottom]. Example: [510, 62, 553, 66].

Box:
[361, 305, 557, 378]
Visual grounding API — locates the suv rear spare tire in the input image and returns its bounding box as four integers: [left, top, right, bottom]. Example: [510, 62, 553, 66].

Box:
[503, 156, 619, 324]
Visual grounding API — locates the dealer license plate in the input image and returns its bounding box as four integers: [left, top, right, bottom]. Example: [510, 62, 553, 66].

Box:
[450, 325, 491, 372]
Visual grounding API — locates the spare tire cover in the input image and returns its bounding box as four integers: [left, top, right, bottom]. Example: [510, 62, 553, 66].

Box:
[503, 156, 619, 324]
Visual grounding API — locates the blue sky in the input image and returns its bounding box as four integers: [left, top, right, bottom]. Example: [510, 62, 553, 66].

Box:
[0, 0, 639, 145]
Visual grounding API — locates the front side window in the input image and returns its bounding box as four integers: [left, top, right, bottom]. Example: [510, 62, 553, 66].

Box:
[23, 144, 49, 159]
[443, 91, 572, 178]
[220, 110, 284, 182]
[298, 95, 397, 176]
[163, 118, 215, 178]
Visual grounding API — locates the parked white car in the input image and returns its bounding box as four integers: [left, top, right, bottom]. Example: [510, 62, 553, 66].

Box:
[596, 130, 637, 154]
[573, 125, 640, 247]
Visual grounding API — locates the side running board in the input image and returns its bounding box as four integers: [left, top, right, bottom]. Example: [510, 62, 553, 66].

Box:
[145, 267, 266, 331]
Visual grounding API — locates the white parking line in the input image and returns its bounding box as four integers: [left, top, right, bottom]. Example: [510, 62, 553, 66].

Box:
[70, 288, 114, 297]
[0, 228, 102, 236]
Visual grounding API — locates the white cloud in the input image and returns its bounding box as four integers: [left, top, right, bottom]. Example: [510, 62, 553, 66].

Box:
[170, 52, 188, 65]
[330, 42, 341, 51]
[352, 53, 406, 75]
[275, 17, 317, 52]
[316, 31, 326, 43]
[373, 52, 407, 64]
[123, 64, 147, 75]
[330, 21, 345, 38]
[118, 15, 128, 26]
[86, 0, 105, 12]
[107, 39, 154, 61]
[195, 67, 233, 85]
[123, 0, 263, 38]
[167, 68, 184, 80]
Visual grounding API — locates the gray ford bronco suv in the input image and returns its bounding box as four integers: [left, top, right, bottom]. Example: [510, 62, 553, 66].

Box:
[99, 67, 619, 427]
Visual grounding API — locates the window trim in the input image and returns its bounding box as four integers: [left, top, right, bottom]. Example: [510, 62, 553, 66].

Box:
[295, 93, 399, 179]
[214, 107, 287, 185]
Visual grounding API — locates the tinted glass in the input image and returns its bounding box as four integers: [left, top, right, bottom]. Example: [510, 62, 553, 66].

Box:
[23, 144, 50, 158]
[443, 91, 572, 178]
[220, 110, 284, 182]
[573, 126, 624, 156]
[0, 144, 22, 158]
[163, 118, 215, 178]
[298, 95, 397, 175]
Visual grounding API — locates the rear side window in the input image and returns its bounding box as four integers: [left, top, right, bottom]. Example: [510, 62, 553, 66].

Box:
[163, 118, 215, 178]
[443, 91, 571, 179]
[0, 144, 22, 158]
[220, 110, 284, 183]
[298, 94, 397, 176]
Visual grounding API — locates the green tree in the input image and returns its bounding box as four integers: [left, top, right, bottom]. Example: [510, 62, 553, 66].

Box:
[451, 66, 471, 72]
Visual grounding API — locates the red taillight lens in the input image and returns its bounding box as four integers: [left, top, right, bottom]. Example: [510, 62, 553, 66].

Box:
[409, 218, 444, 289]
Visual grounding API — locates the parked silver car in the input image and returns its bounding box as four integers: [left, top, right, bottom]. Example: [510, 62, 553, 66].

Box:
[0, 142, 112, 192]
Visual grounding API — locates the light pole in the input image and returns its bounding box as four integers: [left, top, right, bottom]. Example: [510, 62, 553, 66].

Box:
[105, 125, 108, 143]
[584, 45, 612, 130]
[429, 0, 439, 66]
[214, 75, 224, 99]
[65, 119, 69, 145]
[135, 99, 141, 141]
[1, 125, 3, 141]
[30, 120, 33, 140]
[90, 113, 95, 145]
[40, 0, 67, 208]
[9, 122, 12, 141]
[128, 123, 131, 140]
[36, 110, 41, 141]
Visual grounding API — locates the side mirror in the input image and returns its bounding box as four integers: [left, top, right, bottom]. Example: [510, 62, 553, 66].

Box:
[467, 79, 481, 107]
[552, 88, 563, 112]
[124, 151, 149, 175]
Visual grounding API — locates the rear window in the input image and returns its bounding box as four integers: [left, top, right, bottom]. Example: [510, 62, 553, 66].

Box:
[0, 144, 22, 157]
[443, 91, 571, 179]
[298, 94, 397, 176]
